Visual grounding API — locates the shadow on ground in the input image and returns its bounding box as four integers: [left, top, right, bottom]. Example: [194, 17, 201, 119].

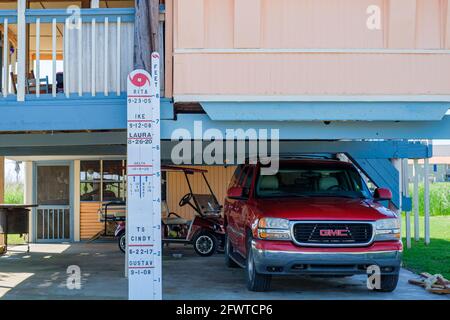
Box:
[0, 242, 448, 300]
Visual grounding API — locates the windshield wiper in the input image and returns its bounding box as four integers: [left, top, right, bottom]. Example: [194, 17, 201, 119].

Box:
[261, 193, 309, 198]
[307, 194, 359, 199]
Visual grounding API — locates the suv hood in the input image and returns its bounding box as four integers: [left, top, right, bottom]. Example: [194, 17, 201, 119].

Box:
[253, 197, 396, 221]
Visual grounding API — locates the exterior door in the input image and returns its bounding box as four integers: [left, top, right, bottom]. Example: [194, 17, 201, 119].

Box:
[35, 163, 72, 242]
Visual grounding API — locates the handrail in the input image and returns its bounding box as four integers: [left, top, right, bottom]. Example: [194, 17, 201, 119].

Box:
[0, 10, 17, 23]
[25, 8, 135, 23]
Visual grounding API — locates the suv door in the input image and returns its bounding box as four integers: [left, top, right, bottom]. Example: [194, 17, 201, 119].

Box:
[232, 165, 254, 255]
[225, 166, 244, 247]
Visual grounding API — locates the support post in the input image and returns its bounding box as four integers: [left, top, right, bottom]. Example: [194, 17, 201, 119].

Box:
[134, 0, 160, 70]
[73, 160, 80, 242]
[17, 0, 26, 101]
[24, 161, 33, 241]
[90, 0, 100, 8]
[0, 157, 5, 253]
[413, 159, 420, 241]
[403, 159, 411, 248]
[391, 159, 402, 230]
[149, 0, 160, 55]
[424, 158, 430, 245]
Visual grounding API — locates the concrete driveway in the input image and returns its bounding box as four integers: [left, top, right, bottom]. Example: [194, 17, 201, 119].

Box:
[0, 242, 447, 300]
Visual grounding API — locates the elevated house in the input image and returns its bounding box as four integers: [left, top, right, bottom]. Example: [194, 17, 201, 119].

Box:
[0, 0, 449, 244]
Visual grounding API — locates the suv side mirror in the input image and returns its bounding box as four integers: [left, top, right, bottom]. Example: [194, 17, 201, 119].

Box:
[227, 186, 244, 199]
[373, 188, 392, 201]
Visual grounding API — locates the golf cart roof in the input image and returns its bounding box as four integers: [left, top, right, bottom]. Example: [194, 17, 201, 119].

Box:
[161, 165, 208, 174]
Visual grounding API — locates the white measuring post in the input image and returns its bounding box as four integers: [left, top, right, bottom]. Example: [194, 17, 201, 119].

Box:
[126, 53, 162, 300]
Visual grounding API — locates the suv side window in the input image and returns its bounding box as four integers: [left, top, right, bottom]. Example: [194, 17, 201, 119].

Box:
[242, 166, 254, 198]
[238, 166, 250, 187]
[228, 165, 243, 189]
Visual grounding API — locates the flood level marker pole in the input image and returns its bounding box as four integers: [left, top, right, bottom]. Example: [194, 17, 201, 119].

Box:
[126, 52, 162, 300]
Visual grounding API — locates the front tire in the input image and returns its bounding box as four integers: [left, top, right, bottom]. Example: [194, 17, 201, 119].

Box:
[374, 273, 399, 292]
[245, 236, 271, 292]
[118, 232, 126, 253]
[193, 231, 217, 257]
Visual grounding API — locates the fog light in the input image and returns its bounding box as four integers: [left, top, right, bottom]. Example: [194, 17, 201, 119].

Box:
[267, 266, 283, 272]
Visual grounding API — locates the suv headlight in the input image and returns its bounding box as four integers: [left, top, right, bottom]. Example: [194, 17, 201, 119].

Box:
[257, 218, 291, 240]
[374, 218, 401, 241]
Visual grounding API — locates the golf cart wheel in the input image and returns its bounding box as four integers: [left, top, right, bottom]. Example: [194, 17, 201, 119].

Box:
[246, 236, 271, 292]
[373, 273, 399, 292]
[193, 231, 217, 257]
[118, 232, 126, 253]
[224, 234, 239, 268]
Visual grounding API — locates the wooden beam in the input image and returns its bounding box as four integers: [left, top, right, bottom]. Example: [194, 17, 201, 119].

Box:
[81, 0, 90, 8]
[149, 0, 159, 54]
[134, 0, 159, 71]
[134, 0, 152, 70]
[164, 0, 173, 98]
[31, 53, 64, 61]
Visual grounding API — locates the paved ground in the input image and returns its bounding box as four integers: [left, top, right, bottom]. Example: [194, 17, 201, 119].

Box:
[0, 242, 447, 300]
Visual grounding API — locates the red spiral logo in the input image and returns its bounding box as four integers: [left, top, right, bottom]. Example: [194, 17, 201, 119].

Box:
[129, 73, 150, 87]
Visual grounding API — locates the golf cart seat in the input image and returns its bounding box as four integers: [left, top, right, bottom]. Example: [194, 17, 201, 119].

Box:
[162, 217, 190, 225]
[161, 201, 189, 225]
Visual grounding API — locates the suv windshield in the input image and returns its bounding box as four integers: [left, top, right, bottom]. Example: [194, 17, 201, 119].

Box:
[256, 163, 371, 199]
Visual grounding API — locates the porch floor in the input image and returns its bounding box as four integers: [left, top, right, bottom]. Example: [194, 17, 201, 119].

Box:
[0, 242, 447, 300]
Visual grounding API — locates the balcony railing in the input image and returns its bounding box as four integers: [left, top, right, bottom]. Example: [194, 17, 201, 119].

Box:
[0, 7, 164, 101]
[0, 10, 17, 99]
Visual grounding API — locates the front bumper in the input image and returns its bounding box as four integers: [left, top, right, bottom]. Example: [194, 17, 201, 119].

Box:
[252, 240, 402, 276]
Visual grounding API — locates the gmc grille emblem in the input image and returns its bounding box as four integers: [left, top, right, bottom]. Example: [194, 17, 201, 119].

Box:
[319, 229, 349, 237]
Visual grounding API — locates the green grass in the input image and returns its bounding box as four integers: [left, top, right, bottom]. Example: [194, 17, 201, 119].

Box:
[6, 234, 26, 245]
[408, 182, 450, 216]
[4, 182, 24, 205]
[401, 216, 450, 279]
[4, 183, 25, 245]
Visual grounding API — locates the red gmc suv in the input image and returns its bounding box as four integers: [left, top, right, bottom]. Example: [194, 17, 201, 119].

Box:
[224, 159, 402, 292]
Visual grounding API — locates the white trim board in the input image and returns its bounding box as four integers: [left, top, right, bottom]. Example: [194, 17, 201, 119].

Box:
[73, 160, 80, 242]
[174, 95, 450, 103]
[24, 161, 33, 240]
[174, 48, 450, 55]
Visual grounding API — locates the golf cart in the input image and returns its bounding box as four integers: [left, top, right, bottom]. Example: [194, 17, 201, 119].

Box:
[100, 166, 225, 257]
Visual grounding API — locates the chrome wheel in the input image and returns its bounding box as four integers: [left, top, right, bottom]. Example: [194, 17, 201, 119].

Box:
[195, 235, 214, 255]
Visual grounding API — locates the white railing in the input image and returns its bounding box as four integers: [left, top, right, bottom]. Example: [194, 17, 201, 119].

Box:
[1, 8, 136, 101]
[1, 7, 165, 101]
[0, 11, 17, 98]
[27, 8, 135, 99]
